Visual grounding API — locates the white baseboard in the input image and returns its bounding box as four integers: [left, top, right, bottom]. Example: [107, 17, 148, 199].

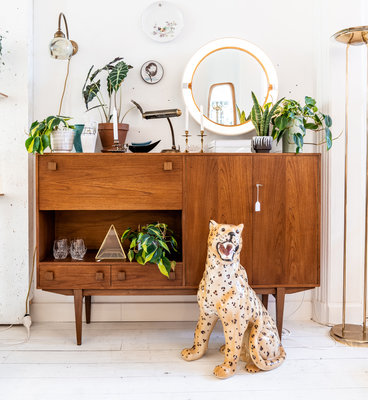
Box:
[312, 300, 365, 325]
[31, 298, 312, 323]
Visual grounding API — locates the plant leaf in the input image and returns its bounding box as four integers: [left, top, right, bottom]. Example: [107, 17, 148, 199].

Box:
[107, 60, 131, 95]
[159, 240, 170, 253]
[325, 127, 332, 150]
[83, 80, 101, 110]
[324, 115, 332, 128]
[127, 249, 134, 262]
[158, 259, 169, 278]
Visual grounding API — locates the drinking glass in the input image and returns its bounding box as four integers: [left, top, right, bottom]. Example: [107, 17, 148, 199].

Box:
[70, 238, 87, 260]
[53, 239, 69, 259]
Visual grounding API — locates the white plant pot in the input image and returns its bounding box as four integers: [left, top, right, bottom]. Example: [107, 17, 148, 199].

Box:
[282, 120, 303, 153]
[81, 131, 98, 153]
[50, 128, 75, 153]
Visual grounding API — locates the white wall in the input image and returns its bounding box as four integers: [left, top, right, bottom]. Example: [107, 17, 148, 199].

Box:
[30, 0, 319, 322]
[0, 0, 33, 324]
[2, 0, 364, 323]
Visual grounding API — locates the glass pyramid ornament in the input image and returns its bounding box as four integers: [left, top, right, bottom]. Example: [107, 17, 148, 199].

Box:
[95, 225, 126, 261]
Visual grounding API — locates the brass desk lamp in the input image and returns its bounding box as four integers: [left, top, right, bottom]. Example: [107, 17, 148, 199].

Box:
[132, 100, 181, 153]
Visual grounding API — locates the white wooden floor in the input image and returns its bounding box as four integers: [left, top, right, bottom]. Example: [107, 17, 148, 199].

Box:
[0, 320, 367, 400]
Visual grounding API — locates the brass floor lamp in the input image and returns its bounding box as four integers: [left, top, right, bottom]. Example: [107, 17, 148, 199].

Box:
[330, 26, 368, 346]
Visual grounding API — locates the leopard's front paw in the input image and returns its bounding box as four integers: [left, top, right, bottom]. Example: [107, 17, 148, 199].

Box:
[181, 346, 203, 361]
[213, 363, 236, 379]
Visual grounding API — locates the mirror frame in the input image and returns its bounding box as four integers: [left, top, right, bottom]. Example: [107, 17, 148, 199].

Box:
[182, 38, 279, 135]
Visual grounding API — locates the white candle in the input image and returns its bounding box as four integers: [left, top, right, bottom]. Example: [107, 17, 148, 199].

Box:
[112, 107, 118, 141]
[200, 105, 204, 131]
[185, 107, 189, 131]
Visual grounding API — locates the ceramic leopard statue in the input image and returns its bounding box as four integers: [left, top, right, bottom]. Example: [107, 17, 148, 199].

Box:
[181, 220, 286, 379]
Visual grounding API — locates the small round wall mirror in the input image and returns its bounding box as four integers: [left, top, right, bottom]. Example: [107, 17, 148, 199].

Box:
[182, 38, 278, 135]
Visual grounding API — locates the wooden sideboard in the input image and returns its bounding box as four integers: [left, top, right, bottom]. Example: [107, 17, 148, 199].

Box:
[36, 153, 320, 344]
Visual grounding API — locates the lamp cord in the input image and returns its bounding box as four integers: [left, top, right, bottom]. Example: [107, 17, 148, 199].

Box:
[58, 58, 71, 116]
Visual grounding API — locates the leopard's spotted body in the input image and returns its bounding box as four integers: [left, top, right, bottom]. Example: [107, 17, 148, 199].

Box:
[181, 220, 286, 379]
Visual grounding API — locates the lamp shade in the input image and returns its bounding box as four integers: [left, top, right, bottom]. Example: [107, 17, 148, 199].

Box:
[49, 36, 73, 60]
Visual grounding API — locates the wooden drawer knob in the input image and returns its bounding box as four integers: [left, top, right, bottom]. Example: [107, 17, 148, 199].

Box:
[117, 271, 126, 281]
[168, 271, 176, 280]
[163, 162, 173, 171]
[45, 271, 54, 281]
[47, 161, 57, 171]
[95, 272, 104, 281]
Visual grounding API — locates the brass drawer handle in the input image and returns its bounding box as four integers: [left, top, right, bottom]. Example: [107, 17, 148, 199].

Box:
[45, 271, 54, 281]
[117, 271, 126, 281]
[169, 271, 176, 280]
[95, 272, 104, 281]
[163, 162, 173, 171]
[47, 161, 57, 171]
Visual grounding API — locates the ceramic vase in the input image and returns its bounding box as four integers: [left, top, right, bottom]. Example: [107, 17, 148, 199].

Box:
[73, 124, 85, 153]
[98, 123, 129, 150]
[50, 127, 75, 153]
[282, 120, 302, 153]
[81, 128, 98, 153]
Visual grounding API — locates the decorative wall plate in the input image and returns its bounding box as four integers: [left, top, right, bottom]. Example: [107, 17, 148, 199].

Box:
[140, 60, 164, 84]
[142, 1, 184, 42]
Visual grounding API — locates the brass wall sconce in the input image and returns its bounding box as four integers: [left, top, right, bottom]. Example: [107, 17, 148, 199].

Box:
[131, 100, 181, 153]
[49, 12, 78, 60]
[49, 12, 78, 116]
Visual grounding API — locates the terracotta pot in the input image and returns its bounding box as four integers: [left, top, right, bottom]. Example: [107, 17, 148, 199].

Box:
[98, 123, 129, 150]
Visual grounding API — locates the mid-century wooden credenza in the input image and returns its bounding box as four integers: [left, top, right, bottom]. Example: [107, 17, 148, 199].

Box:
[36, 153, 320, 344]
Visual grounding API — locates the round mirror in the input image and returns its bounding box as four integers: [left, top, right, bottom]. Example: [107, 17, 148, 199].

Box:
[182, 38, 278, 135]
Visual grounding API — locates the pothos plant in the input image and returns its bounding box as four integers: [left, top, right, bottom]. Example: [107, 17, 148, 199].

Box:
[271, 97, 333, 153]
[121, 223, 178, 278]
[25, 116, 74, 154]
[82, 57, 133, 123]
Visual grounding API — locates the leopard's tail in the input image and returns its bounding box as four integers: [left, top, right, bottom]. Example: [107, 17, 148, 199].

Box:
[248, 319, 286, 371]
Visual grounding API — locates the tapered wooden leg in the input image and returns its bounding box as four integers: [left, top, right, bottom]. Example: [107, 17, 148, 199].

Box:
[73, 289, 83, 345]
[262, 294, 269, 310]
[85, 296, 91, 324]
[276, 287, 286, 339]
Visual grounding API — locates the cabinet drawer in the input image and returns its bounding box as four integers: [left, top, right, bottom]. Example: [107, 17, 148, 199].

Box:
[37, 155, 183, 210]
[39, 264, 111, 289]
[111, 263, 183, 288]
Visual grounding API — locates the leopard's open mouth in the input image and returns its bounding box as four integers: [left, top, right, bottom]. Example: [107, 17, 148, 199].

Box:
[216, 241, 238, 261]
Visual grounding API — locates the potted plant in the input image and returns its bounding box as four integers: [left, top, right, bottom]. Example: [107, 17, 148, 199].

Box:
[121, 223, 178, 278]
[82, 57, 133, 150]
[25, 115, 75, 154]
[241, 92, 284, 153]
[271, 97, 333, 153]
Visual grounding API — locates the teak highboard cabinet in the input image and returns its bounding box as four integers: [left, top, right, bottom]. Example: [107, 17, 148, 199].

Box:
[36, 153, 320, 344]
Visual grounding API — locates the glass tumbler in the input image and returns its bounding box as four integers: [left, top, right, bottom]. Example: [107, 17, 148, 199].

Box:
[70, 238, 87, 260]
[53, 239, 69, 260]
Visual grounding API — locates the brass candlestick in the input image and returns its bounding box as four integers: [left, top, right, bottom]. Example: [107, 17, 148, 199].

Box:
[198, 130, 206, 153]
[182, 130, 191, 153]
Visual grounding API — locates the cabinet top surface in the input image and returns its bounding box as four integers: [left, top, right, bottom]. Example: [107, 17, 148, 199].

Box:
[36, 153, 321, 158]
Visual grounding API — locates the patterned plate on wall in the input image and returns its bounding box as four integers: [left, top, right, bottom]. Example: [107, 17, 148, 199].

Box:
[142, 1, 184, 42]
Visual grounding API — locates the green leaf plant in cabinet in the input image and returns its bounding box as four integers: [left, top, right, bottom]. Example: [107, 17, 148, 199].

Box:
[121, 223, 178, 278]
